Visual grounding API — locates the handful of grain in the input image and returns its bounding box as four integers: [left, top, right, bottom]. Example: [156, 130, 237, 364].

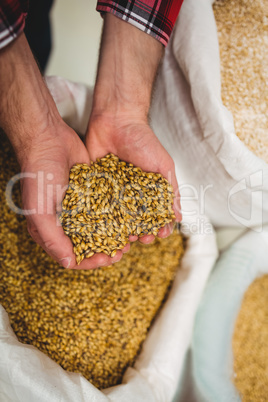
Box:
[60, 154, 175, 264]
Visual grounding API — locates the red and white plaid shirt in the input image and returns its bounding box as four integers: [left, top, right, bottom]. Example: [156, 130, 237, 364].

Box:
[97, 0, 184, 46]
[0, 0, 183, 49]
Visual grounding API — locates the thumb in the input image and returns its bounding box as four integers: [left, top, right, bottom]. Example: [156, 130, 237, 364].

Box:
[27, 214, 76, 269]
[170, 172, 182, 223]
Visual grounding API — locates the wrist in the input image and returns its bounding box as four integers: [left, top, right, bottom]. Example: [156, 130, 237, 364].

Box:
[0, 34, 62, 165]
[92, 13, 163, 121]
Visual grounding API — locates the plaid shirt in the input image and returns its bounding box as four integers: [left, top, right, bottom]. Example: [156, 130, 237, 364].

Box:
[0, 0, 183, 49]
[97, 1, 184, 46]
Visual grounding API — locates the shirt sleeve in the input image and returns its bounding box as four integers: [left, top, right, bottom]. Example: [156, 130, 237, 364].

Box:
[96, 0, 184, 46]
[0, 0, 29, 49]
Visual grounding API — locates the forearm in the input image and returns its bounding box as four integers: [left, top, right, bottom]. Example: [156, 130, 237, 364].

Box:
[91, 13, 164, 122]
[0, 34, 60, 165]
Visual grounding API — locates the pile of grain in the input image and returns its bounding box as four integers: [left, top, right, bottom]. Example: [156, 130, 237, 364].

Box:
[0, 131, 184, 389]
[213, 0, 268, 162]
[232, 274, 268, 401]
[60, 155, 175, 264]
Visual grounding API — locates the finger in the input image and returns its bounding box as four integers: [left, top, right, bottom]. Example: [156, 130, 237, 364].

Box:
[27, 214, 77, 269]
[161, 160, 181, 223]
[138, 234, 155, 244]
[158, 222, 174, 238]
[122, 243, 130, 253]
[30, 211, 126, 270]
[129, 235, 138, 242]
[170, 174, 182, 223]
[108, 250, 123, 264]
[72, 250, 123, 270]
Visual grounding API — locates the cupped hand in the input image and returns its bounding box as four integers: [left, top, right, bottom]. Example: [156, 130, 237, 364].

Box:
[86, 115, 182, 245]
[19, 122, 126, 269]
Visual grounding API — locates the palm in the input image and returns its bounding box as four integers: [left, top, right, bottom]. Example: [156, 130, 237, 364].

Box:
[86, 120, 181, 243]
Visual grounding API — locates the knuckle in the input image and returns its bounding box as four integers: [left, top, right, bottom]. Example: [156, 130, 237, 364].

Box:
[43, 238, 57, 251]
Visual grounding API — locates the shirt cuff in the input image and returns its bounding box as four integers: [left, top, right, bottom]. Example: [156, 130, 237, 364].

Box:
[0, 14, 26, 49]
[0, 0, 28, 50]
[96, 1, 183, 47]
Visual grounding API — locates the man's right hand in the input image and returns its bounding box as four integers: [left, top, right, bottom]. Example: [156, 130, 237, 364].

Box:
[19, 121, 128, 269]
[0, 34, 127, 269]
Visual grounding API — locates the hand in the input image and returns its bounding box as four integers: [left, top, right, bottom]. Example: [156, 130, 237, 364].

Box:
[86, 13, 181, 245]
[18, 122, 129, 269]
[86, 115, 181, 245]
[0, 34, 127, 269]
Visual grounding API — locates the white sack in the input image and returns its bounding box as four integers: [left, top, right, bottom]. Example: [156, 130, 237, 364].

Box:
[151, 0, 268, 229]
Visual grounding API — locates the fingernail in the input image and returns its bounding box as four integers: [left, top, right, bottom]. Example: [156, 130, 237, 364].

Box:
[60, 257, 72, 268]
[169, 222, 174, 234]
[112, 256, 121, 264]
[161, 226, 169, 238]
[162, 223, 173, 238]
